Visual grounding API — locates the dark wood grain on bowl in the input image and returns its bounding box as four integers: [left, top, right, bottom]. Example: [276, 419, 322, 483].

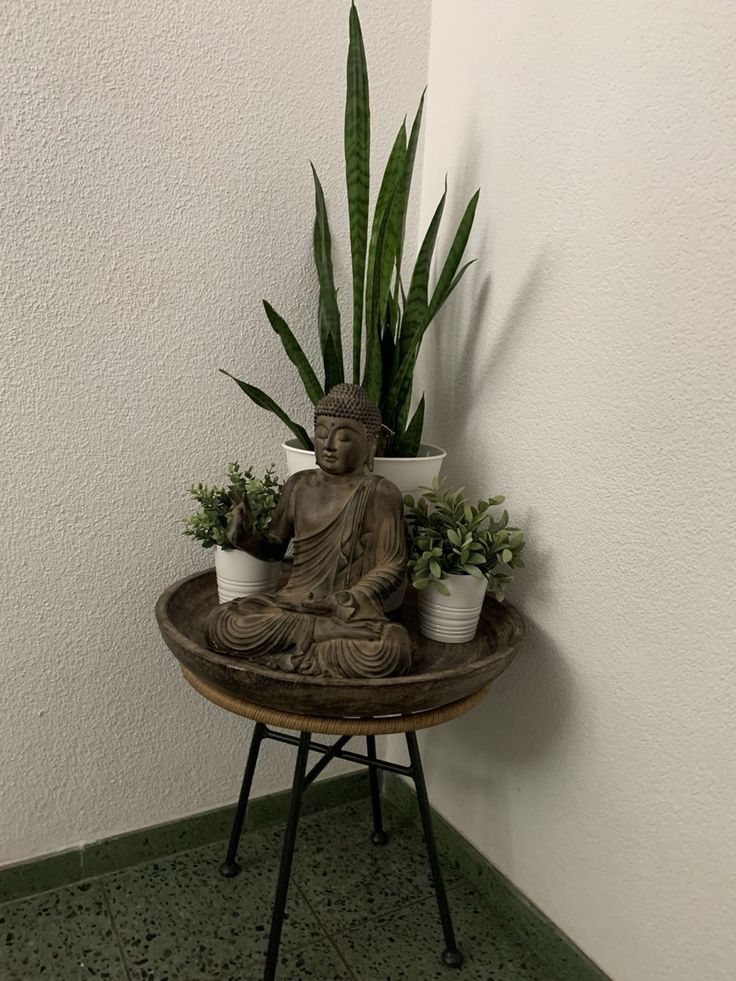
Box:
[155, 570, 524, 718]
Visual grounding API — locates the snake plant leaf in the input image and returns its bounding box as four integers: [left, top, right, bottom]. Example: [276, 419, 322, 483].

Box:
[393, 90, 425, 281]
[426, 189, 480, 323]
[397, 182, 447, 366]
[376, 129, 408, 327]
[384, 339, 413, 412]
[384, 342, 418, 438]
[345, 0, 370, 383]
[311, 164, 344, 380]
[415, 258, 477, 352]
[427, 259, 477, 327]
[363, 177, 400, 403]
[384, 186, 446, 428]
[387, 288, 400, 342]
[393, 354, 418, 440]
[262, 301, 324, 405]
[365, 121, 406, 338]
[381, 290, 397, 344]
[395, 392, 425, 457]
[380, 316, 396, 406]
[219, 369, 313, 450]
[319, 300, 344, 392]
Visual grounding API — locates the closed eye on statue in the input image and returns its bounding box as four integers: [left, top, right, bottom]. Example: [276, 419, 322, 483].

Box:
[315, 426, 329, 439]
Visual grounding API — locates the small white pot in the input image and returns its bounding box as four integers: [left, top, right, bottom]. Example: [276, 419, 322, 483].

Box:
[416, 573, 488, 643]
[214, 545, 281, 604]
[282, 440, 446, 501]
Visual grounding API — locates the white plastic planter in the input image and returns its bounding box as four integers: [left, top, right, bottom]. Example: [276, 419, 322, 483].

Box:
[214, 545, 281, 604]
[416, 573, 488, 643]
[282, 440, 446, 501]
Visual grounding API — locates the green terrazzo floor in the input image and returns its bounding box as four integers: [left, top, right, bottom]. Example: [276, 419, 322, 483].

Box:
[0, 799, 571, 981]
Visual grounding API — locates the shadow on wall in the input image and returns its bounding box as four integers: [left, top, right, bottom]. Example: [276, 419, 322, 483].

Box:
[419, 606, 580, 868]
[424, 247, 548, 466]
[430, 528, 576, 764]
[471, 614, 576, 764]
[421, 526, 568, 743]
[455, 250, 548, 414]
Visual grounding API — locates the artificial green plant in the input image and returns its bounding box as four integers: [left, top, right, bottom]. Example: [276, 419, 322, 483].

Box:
[222, 2, 479, 457]
[404, 479, 525, 600]
[183, 464, 281, 549]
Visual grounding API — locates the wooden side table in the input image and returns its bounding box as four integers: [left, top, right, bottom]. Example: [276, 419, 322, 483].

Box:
[182, 668, 492, 981]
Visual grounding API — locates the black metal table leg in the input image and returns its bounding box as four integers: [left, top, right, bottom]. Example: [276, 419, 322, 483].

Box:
[220, 721, 266, 878]
[218, 721, 464, 978]
[406, 731, 463, 968]
[263, 730, 311, 981]
[366, 735, 388, 845]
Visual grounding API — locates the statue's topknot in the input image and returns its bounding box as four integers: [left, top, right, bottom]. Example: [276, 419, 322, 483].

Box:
[315, 384, 382, 440]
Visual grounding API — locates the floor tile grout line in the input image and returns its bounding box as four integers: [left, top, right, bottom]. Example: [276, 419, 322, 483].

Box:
[3, 790, 577, 979]
[315, 873, 583, 978]
[326, 883, 460, 941]
[2, 810, 470, 978]
[292, 878, 359, 980]
[1, 818, 559, 980]
[285, 812, 466, 942]
[99, 877, 134, 981]
[287, 828, 463, 942]
[322, 882, 557, 978]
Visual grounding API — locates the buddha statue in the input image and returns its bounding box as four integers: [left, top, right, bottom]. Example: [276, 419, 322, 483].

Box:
[205, 384, 414, 679]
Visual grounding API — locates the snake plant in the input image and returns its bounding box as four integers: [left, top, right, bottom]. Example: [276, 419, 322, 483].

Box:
[223, 2, 479, 457]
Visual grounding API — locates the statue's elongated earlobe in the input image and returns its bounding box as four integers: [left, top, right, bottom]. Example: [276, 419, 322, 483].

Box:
[367, 442, 376, 472]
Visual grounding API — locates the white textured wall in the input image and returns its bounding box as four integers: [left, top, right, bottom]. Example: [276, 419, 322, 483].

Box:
[400, 2, 736, 980]
[0, 0, 430, 865]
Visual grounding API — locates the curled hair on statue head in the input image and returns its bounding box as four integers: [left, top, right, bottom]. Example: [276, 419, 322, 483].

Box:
[314, 383, 382, 441]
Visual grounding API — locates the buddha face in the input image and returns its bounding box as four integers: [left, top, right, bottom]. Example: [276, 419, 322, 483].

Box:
[314, 415, 373, 475]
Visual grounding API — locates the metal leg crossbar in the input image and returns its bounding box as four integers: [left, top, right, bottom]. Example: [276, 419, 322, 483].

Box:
[220, 723, 463, 981]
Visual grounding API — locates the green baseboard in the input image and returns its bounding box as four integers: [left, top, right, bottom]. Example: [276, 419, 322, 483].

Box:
[0, 770, 369, 906]
[3, 759, 608, 980]
[382, 773, 609, 981]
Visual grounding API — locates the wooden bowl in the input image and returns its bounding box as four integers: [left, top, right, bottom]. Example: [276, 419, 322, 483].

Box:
[155, 570, 524, 718]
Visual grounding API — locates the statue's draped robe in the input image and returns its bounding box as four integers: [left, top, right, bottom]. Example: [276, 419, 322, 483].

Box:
[205, 473, 413, 678]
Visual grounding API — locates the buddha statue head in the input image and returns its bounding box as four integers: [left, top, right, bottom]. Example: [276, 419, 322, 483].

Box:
[313, 384, 382, 476]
